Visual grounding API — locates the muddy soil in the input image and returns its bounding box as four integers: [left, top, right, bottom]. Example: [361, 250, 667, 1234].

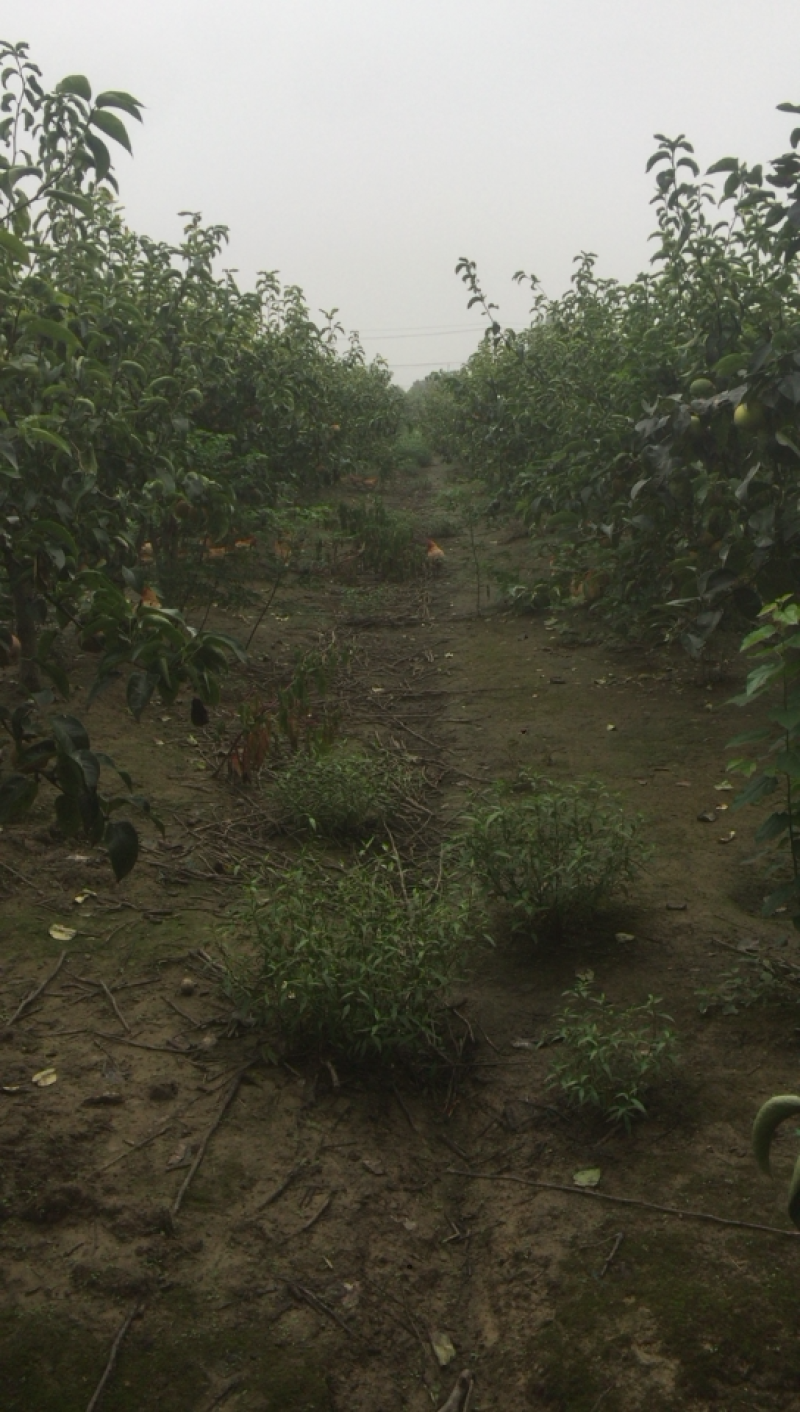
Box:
[1, 461, 800, 1412]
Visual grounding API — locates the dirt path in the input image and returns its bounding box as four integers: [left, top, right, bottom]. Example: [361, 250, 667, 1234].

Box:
[1, 461, 799, 1411]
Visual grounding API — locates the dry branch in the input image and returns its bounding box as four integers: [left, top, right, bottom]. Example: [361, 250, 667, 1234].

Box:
[448, 1168, 800, 1239]
[85, 1302, 144, 1412]
[9, 950, 67, 1025]
[171, 1065, 251, 1216]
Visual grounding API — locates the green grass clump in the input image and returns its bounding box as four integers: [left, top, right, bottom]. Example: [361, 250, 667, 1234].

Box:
[547, 974, 678, 1128]
[463, 774, 648, 934]
[337, 500, 422, 580]
[393, 427, 433, 470]
[229, 853, 474, 1062]
[270, 747, 417, 839]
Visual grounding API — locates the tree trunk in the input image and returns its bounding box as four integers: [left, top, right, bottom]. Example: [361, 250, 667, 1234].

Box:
[3, 550, 40, 692]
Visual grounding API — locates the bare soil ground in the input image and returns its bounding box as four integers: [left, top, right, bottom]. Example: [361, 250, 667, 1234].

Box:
[2, 461, 800, 1412]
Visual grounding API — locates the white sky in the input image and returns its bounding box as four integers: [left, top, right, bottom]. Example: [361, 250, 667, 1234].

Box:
[6, 1, 800, 385]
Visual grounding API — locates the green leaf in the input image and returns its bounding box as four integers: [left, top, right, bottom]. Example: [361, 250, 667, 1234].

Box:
[56, 74, 92, 101]
[126, 670, 154, 721]
[95, 90, 143, 121]
[50, 189, 94, 218]
[39, 658, 70, 699]
[730, 772, 779, 810]
[51, 714, 90, 753]
[0, 228, 30, 263]
[84, 131, 112, 181]
[754, 811, 791, 844]
[707, 158, 740, 175]
[22, 427, 72, 456]
[89, 109, 132, 153]
[21, 317, 80, 351]
[104, 819, 139, 881]
[0, 772, 38, 823]
[752, 1094, 800, 1174]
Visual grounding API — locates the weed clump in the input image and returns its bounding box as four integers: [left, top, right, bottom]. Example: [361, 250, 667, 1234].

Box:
[463, 774, 648, 935]
[393, 428, 433, 471]
[229, 853, 474, 1062]
[270, 747, 418, 839]
[337, 501, 422, 581]
[547, 974, 678, 1128]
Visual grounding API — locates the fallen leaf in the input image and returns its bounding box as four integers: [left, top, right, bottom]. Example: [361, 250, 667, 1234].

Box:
[48, 924, 76, 942]
[666, 900, 687, 911]
[615, 932, 635, 943]
[510, 1038, 536, 1050]
[66, 854, 91, 864]
[697, 811, 717, 823]
[341, 1281, 361, 1312]
[573, 1167, 601, 1188]
[430, 1331, 457, 1368]
[550, 676, 566, 684]
[714, 781, 733, 792]
[718, 831, 736, 844]
[31, 1068, 57, 1088]
[166, 1141, 197, 1170]
[606, 723, 617, 732]
[362, 1158, 385, 1176]
[676, 780, 691, 787]
[73, 890, 96, 904]
[2, 1085, 22, 1093]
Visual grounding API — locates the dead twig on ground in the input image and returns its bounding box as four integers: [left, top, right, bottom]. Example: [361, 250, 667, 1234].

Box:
[171, 1064, 253, 1216]
[597, 1231, 624, 1278]
[81, 978, 130, 1033]
[92, 1031, 197, 1055]
[9, 951, 67, 1025]
[447, 1169, 800, 1239]
[165, 998, 205, 1030]
[200, 1375, 245, 1411]
[0, 857, 45, 894]
[290, 1193, 332, 1236]
[85, 1301, 145, 1412]
[256, 1161, 308, 1211]
[393, 717, 440, 751]
[88, 1120, 176, 1177]
[287, 1281, 353, 1336]
[392, 1085, 419, 1134]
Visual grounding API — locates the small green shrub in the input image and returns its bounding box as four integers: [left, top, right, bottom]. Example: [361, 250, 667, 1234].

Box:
[547, 974, 678, 1128]
[338, 501, 423, 581]
[696, 957, 789, 1016]
[228, 853, 474, 1061]
[463, 775, 648, 934]
[393, 428, 433, 471]
[269, 747, 417, 839]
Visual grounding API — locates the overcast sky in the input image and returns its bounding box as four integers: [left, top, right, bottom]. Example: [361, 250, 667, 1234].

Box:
[6, 1, 800, 385]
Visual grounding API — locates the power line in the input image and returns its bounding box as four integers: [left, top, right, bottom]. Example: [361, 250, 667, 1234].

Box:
[359, 327, 485, 340]
[357, 321, 484, 335]
[387, 360, 460, 369]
